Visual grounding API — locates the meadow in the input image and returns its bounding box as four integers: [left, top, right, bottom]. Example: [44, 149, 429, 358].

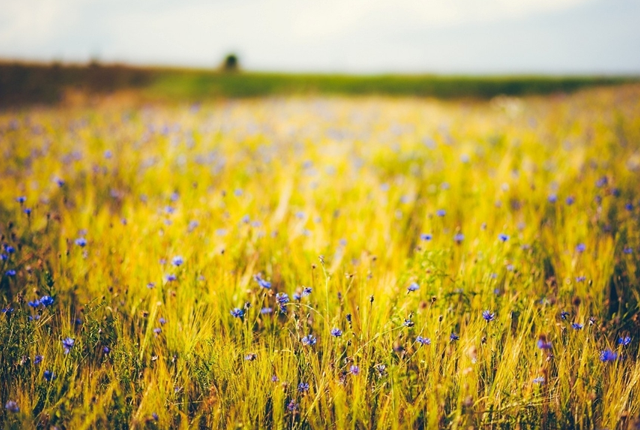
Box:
[1, 84, 640, 429]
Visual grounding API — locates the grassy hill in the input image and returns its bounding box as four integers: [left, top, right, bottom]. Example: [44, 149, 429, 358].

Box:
[1, 60, 637, 107]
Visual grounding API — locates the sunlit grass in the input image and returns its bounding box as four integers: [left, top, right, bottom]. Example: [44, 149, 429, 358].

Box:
[1, 85, 640, 429]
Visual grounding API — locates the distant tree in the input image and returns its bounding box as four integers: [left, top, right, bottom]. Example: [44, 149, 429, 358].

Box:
[221, 53, 239, 72]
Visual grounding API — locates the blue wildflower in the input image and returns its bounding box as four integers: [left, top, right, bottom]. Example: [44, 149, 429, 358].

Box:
[498, 234, 509, 242]
[230, 308, 244, 318]
[576, 276, 586, 282]
[293, 292, 302, 301]
[44, 370, 55, 381]
[5, 245, 15, 254]
[482, 310, 496, 322]
[572, 323, 584, 330]
[165, 274, 176, 282]
[16, 196, 26, 204]
[302, 287, 312, 297]
[5, 270, 16, 277]
[103, 346, 110, 354]
[560, 311, 570, 320]
[260, 307, 273, 314]
[436, 209, 446, 217]
[34, 355, 43, 364]
[416, 336, 431, 345]
[623, 247, 633, 255]
[533, 376, 545, 384]
[454, 233, 464, 244]
[172, 256, 184, 266]
[254, 275, 272, 289]
[1, 307, 14, 314]
[301, 335, 317, 346]
[152, 412, 159, 421]
[298, 382, 310, 393]
[62, 337, 75, 354]
[350, 365, 360, 375]
[5, 400, 19, 412]
[450, 333, 459, 341]
[625, 203, 634, 211]
[39, 295, 54, 307]
[600, 349, 618, 362]
[75, 237, 87, 247]
[407, 282, 419, 292]
[159, 317, 166, 325]
[331, 328, 343, 337]
[576, 243, 586, 253]
[403, 318, 414, 327]
[566, 196, 575, 205]
[537, 337, 552, 350]
[287, 400, 298, 412]
[618, 336, 631, 346]
[28, 299, 40, 308]
[245, 353, 257, 361]
[275, 293, 289, 308]
[548, 194, 557, 203]
[420, 233, 433, 241]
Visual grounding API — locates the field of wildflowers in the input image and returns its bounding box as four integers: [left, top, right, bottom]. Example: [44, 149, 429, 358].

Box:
[1, 85, 640, 429]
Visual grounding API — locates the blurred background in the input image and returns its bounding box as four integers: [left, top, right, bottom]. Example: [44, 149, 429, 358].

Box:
[1, 0, 639, 105]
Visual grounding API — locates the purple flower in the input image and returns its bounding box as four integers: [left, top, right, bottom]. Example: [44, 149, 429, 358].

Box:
[416, 336, 431, 345]
[623, 247, 633, 255]
[454, 233, 464, 244]
[298, 382, 310, 393]
[618, 336, 631, 346]
[572, 323, 583, 330]
[159, 317, 166, 325]
[39, 295, 54, 307]
[436, 209, 446, 217]
[407, 282, 419, 292]
[245, 353, 257, 361]
[5, 400, 19, 413]
[103, 346, 110, 354]
[5, 270, 16, 277]
[275, 293, 289, 308]
[548, 194, 557, 203]
[560, 311, 570, 320]
[260, 307, 273, 314]
[44, 370, 56, 381]
[600, 349, 618, 362]
[533, 376, 545, 384]
[537, 338, 552, 350]
[230, 308, 244, 318]
[16, 196, 26, 204]
[450, 333, 459, 341]
[172, 256, 184, 266]
[482, 310, 495, 322]
[301, 335, 317, 346]
[75, 237, 87, 247]
[153, 327, 162, 335]
[420, 233, 433, 241]
[576, 243, 586, 253]
[498, 234, 509, 242]
[62, 337, 75, 354]
[566, 196, 575, 205]
[287, 400, 298, 412]
[350, 365, 360, 375]
[302, 287, 312, 297]
[165, 274, 177, 282]
[254, 275, 272, 289]
[34, 355, 43, 364]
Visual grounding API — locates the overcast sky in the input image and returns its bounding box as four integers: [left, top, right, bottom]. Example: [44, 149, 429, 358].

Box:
[1, 0, 639, 74]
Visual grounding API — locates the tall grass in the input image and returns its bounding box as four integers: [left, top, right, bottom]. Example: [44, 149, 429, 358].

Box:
[1, 85, 639, 429]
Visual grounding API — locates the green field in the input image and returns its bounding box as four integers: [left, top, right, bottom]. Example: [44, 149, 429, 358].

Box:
[1, 61, 638, 107]
[1, 81, 640, 429]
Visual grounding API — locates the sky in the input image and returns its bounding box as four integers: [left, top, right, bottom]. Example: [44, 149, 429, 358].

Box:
[1, 0, 639, 74]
